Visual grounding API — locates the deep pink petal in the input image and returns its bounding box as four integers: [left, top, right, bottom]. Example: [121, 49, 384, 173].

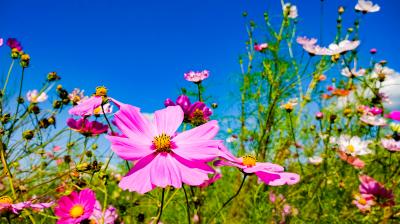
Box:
[150, 153, 182, 189]
[154, 106, 183, 135]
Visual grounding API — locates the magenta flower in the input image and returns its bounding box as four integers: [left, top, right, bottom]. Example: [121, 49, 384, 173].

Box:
[254, 43, 268, 52]
[369, 107, 383, 115]
[164, 95, 191, 115]
[6, 38, 22, 51]
[184, 70, 209, 83]
[359, 175, 394, 206]
[381, 138, 400, 152]
[199, 170, 222, 188]
[54, 188, 96, 224]
[67, 118, 108, 137]
[215, 154, 300, 186]
[370, 48, 377, 54]
[68, 86, 114, 116]
[0, 38, 3, 47]
[164, 95, 212, 125]
[0, 196, 53, 214]
[89, 200, 118, 224]
[106, 103, 223, 194]
[385, 111, 400, 121]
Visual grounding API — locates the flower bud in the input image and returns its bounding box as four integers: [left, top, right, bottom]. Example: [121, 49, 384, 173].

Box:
[85, 150, 93, 158]
[38, 118, 50, 129]
[91, 144, 98, 150]
[370, 48, 377, 54]
[53, 100, 62, 109]
[211, 103, 218, 109]
[56, 84, 63, 91]
[28, 104, 40, 114]
[63, 155, 71, 163]
[77, 162, 90, 172]
[17, 97, 24, 104]
[316, 112, 324, 120]
[1, 113, 11, 124]
[164, 98, 175, 107]
[20, 53, 30, 68]
[48, 116, 56, 125]
[47, 72, 60, 81]
[22, 130, 34, 140]
[95, 86, 107, 97]
[330, 114, 337, 122]
[338, 6, 345, 14]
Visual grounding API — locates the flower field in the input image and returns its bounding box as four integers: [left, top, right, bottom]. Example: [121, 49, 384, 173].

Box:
[1, 0, 400, 223]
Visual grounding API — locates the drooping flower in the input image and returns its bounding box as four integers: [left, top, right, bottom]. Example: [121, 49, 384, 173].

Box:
[68, 88, 87, 106]
[385, 111, 400, 121]
[254, 43, 268, 52]
[184, 70, 209, 83]
[54, 188, 96, 224]
[296, 36, 317, 46]
[338, 151, 365, 169]
[27, 90, 48, 103]
[360, 114, 387, 126]
[358, 175, 394, 206]
[0, 196, 53, 214]
[68, 86, 113, 116]
[355, 0, 380, 13]
[215, 154, 300, 186]
[337, 135, 371, 156]
[381, 138, 400, 152]
[283, 3, 298, 19]
[89, 200, 118, 224]
[67, 118, 108, 137]
[107, 104, 223, 194]
[352, 193, 375, 212]
[341, 67, 366, 78]
[6, 38, 22, 51]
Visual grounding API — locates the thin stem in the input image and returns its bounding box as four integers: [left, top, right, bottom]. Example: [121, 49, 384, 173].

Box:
[7, 67, 25, 145]
[196, 82, 203, 102]
[288, 112, 304, 175]
[1, 141, 17, 199]
[2, 59, 15, 94]
[183, 185, 191, 224]
[101, 103, 114, 133]
[207, 174, 247, 224]
[156, 188, 166, 224]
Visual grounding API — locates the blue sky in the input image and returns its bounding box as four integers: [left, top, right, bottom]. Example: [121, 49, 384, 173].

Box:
[1, 0, 398, 113]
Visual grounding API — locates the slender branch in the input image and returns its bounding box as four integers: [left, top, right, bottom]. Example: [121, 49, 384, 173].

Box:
[183, 185, 191, 224]
[156, 188, 166, 224]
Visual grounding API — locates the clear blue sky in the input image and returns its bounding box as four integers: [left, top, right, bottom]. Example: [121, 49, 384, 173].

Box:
[1, 0, 398, 113]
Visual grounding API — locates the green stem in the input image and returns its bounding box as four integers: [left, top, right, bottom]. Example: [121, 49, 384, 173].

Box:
[288, 112, 304, 175]
[7, 67, 25, 145]
[156, 188, 166, 224]
[2, 59, 15, 94]
[183, 185, 191, 224]
[196, 82, 203, 102]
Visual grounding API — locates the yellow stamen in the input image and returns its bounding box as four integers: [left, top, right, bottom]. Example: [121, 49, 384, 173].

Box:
[95, 86, 107, 97]
[70, 204, 84, 218]
[0, 196, 13, 204]
[242, 155, 257, 167]
[153, 133, 172, 152]
[358, 198, 367, 205]
[347, 145, 355, 153]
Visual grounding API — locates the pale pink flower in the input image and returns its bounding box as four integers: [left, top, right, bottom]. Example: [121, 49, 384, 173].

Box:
[296, 36, 317, 46]
[381, 138, 400, 152]
[53, 146, 62, 152]
[68, 88, 87, 105]
[328, 40, 360, 55]
[338, 151, 365, 169]
[283, 3, 298, 19]
[107, 103, 223, 194]
[0, 196, 53, 214]
[355, 0, 380, 13]
[184, 70, 209, 83]
[302, 44, 332, 56]
[0, 38, 3, 46]
[360, 114, 387, 126]
[352, 194, 375, 212]
[27, 90, 48, 103]
[254, 43, 268, 52]
[371, 63, 395, 79]
[341, 67, 366, 78]
[89, 200, 118, 224]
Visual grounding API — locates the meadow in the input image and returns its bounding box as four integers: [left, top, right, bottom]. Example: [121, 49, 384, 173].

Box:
[1, 0, 400, 223]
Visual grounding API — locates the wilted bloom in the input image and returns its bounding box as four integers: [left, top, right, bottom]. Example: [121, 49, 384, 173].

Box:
[385, 111, 400, 121]
[355, 0, 380, 13]
[67, 118, 108, 137]
[337, 135, 371, 156]
[360, 114, 387, 126]
[68, 88, 86, 105]
[89, 200, 118, 224]
[381, 139, 400, 152]
[296, 36, 317, 46]
[0, 196, 53, 214]
[283, 3, 298, 19]
[69, 86, 113, 116]
[27, 90, 48, 103]
[308, 156, 323, 165]
[184, 70, 209, 83]
[107, 104, 223, 194]
[341, 67, 366, 78]
[215, 154, 300, 186]
[338, 151, 365, 169]
[55, 189, 96, 224]
[352, 194, 375, 212]
[6, 38, 22, 51]
[359, 175, 394, 206]
[254, 43, 268, 52]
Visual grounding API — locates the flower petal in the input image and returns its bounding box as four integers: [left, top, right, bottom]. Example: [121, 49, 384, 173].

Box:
[173, 120, 219, 143]
[107, 135, 153, 161]
[154, 106, 183, 135]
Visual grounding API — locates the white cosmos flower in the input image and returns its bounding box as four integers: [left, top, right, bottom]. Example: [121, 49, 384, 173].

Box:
[26, 90, 48, 103]
[283, 3, 298, 19]
[360, 114, 387, 126]
[338, 135, 371, 156]
[308, 156, 323, 165]
[296, 36, 317, 46]
[370, 63, 396, 79]
[341, 67, 366, 78]
[355, 0, 380, 13]
[328, 40, 360, 55]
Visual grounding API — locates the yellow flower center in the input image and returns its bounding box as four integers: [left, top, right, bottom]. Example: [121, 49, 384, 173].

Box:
[21, 54, 30, 61]
[69, 204, 84, 218]
[93, 106, 102, 115]
[242, 155, 257, 167]
[346, 145, 355, 153]
[331, 54, 340, 62]
[95, 86, 108, 97]
[191, 109, 206, 126]
[0, 196, 13, 204]
[358, 198, 367, 205]
[283, 103, 294, 111]
[153, 133, 172, 152]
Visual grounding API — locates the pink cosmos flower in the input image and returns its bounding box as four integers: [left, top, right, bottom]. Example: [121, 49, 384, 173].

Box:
[0, 196, 53, 214]
[215, 154, 300, 186]
[6, 38, 22, 51]
[355, 0, 380, 13]
[360, 114, 387, 126]
[381, 138, 400, 152]
[184, 70, 209, 83]
[296, 36, 317, 46]
[352, 194, 375, 213]
[107, 104, 223, 194]
[370, 48, 377, 54]
[385, 111, 400, 121]
[89, 200, 118, 224]
[68, 86, 113, 116]
[341, 67, 366, 78]
[68, 88, 87, 105]
[328, 40, 360, 55]
[53, 146, 62, 152]
[254, 43, 268, 52]
[54, 188, 96, 224]
[164, 95, 192, 115]
[338, 151, 365, 169]
[0, 38, 3, 47]
[199, 170, 222, 188]
[359, 175, 394, 206]
[27, 90, 48, 103]
[67, 118, 108, 137]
